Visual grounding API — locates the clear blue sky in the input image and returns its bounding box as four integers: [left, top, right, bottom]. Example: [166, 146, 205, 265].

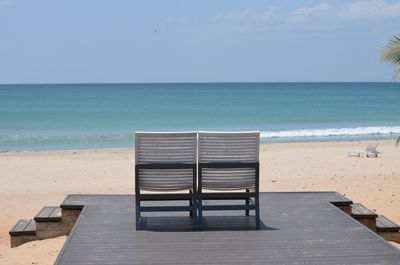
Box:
[1, 0, 399, 83]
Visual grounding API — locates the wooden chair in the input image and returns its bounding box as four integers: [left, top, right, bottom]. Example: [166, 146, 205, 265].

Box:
[197, 131, 260, 229]
[135, 132, 197, 230]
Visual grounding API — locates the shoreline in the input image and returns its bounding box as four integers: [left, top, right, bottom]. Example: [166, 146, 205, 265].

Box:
[1, 139, 399, 264]
[1, 138, 397, 154]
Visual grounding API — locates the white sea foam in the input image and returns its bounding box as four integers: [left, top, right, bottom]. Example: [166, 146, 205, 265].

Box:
[2, 126, 400, 151]
[261, 126, 400, 139]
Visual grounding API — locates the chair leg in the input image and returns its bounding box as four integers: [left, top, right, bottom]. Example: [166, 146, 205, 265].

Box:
[198, 198, 203, 229]
[189, 189, 193, 217]
[245, 189, 250, 216]
[255, 194, 260, 230]
[192, 196, 198, 229]
[135, 196, 141, 231]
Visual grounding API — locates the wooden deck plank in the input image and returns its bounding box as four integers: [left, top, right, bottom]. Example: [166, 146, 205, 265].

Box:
[36, 206, 55, 218]
[25, 219, 36, 233]
[351, 203, 378, 219]
[54, 192, 400, 265]
[50, 207, 62, 218]
[10, 219, 31, 233]
[377, 215, 400, 232]
[9, 219, 36, 236]
[35, 206, 62, 222]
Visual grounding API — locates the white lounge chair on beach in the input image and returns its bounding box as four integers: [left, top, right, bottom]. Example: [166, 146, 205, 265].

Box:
[347, 143, 380, 158]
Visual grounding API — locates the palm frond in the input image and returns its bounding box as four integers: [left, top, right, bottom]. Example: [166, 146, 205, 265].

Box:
[395, 66, 400, 79]
[380, 35, 400, 66]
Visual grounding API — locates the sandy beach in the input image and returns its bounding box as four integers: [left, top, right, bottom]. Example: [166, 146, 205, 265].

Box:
[1, 140, 399, 264]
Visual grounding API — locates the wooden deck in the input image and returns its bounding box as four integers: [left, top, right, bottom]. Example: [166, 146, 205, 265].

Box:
[54, 192, 400, 264]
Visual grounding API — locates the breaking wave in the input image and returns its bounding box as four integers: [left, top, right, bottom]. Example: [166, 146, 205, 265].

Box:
[261, 126, 400, 139]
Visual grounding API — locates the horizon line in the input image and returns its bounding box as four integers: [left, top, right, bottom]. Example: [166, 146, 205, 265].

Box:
[0, 81, 397, 86]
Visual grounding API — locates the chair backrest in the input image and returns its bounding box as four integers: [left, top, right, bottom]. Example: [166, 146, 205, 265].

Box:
[365, 142, 378, 153]
[135, 132, 197, 191]
[198, 131, 260, 190]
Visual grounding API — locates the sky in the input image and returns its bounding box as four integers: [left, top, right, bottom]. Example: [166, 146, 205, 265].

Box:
[0, 0, 400, 83]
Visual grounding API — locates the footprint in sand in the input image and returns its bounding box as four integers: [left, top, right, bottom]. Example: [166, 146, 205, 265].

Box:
[49, 250, 59, 256]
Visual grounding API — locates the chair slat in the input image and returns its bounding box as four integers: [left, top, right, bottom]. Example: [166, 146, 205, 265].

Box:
[136, 132, 197, 164]
[198, 132, 259, 191]
[135, 132, 196, 191]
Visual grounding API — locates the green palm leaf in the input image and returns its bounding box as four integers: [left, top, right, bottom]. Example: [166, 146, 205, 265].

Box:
[380, 35, 400, 78]
[380, 35, 400, 146]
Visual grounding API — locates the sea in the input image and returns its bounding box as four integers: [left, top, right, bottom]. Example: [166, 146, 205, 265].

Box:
[1, 82, 400, 151]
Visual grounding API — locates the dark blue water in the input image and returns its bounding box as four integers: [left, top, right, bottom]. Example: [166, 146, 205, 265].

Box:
[1, 83, 400, 151]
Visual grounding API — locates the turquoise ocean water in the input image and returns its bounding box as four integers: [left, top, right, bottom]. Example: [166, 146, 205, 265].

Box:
[1, 83, 400, 151]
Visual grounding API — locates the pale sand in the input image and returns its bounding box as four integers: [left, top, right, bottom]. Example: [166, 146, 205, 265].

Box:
[0, 140, 399, 264]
